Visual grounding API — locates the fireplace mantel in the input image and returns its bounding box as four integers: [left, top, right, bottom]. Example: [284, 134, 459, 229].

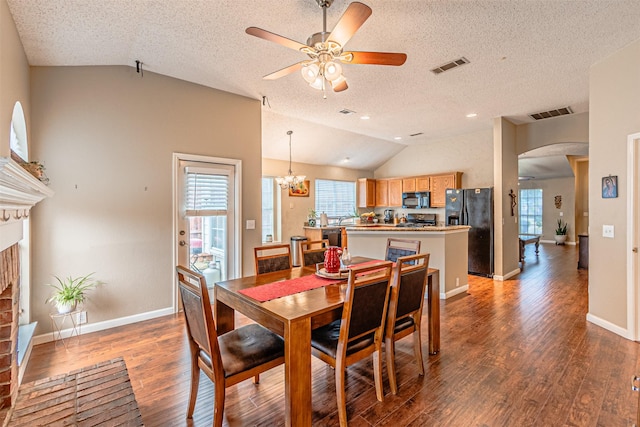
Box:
[0, 156, 54, 223]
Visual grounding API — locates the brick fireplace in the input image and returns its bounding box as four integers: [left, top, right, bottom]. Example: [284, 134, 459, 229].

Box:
[0, 156, 54, 424]
[0, 245, 19, 422]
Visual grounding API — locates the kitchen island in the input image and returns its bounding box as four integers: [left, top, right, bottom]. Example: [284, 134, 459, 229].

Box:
[345, 224, 470, 299]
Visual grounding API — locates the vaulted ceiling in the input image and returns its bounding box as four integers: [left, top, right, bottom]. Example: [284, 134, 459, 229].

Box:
[7, 0, 640, 172]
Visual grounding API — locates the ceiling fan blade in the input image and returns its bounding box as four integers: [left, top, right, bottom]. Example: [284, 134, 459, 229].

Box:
[327, 2, 372, 47]
[332, 79, 348, 92]
[263, 62, 304, 80]
[343, 51, 407, 66]
[246, 27, 309, 52]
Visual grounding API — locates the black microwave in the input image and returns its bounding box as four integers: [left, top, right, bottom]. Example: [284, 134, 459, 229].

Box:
[402, 192, 431, 209]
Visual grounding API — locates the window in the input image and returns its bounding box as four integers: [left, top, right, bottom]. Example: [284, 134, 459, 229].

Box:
[262, 177, 279, 242]
[519, 189, 543, 234]
[315, 179, 356, 217]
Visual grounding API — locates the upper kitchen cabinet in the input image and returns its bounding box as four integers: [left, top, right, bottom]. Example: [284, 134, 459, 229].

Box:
[415, 176, 430, 192]
[375, 179, 388, 206]
[430, 172, 463, 207]
[402, 178, 416, 193]
[388, 179, 403, 206]
[357, 178, 376, 208]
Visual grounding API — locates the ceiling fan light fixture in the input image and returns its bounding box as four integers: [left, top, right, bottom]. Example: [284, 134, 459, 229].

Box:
[323, 61, 342, 81]
[309, 75, 324, 90]
[301, 63, 320, 83]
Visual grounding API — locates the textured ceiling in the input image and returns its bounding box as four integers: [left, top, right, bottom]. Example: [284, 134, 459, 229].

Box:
[7, 0, 640, 171]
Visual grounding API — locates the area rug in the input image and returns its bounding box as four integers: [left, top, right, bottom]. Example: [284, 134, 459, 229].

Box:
[8, 356, 144, 426]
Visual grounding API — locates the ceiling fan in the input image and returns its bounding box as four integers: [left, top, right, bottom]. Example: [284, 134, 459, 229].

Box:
[246, 0, 407, 94]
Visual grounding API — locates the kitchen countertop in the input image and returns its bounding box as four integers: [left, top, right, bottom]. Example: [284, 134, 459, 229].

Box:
[345, 224, 471, 232]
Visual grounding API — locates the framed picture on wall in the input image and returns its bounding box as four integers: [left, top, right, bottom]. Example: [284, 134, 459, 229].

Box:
[602, 175, 618, 198]
[289, 179, 310, 197]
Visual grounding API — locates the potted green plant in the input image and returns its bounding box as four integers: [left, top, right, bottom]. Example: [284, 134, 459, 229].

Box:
[45, 273, 99, 314]
[555, 219, 568, 245]
[307, 209, 317, 227]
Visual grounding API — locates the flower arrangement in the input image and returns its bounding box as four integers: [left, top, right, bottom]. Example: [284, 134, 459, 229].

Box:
[555, 219, 568, 235]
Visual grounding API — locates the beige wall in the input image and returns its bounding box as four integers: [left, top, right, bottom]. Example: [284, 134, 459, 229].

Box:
[519, 177, 576, 243]
[570, 158, 589, 236]
[494, 118, 520, 279]
[517, 112, 589, 153]
[375, 128, 494, 188]
[0, 0, 30, 157]
[262, 158, 371, 244]
[589, 38, 640, 330]
[28, 66, 262, 334]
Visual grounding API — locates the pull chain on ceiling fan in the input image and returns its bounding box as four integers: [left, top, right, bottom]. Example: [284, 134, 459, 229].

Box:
[246, 1, 407, 96]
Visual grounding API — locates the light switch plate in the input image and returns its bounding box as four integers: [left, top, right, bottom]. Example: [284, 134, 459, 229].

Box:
[246, 220, 255, 230]
[603, 225, 614, 238]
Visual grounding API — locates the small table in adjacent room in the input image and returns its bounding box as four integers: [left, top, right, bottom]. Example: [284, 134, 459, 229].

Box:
[578, 234, 589, 269]
[519, 234, 541, 262]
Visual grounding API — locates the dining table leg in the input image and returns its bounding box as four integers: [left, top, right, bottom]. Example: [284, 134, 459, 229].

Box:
[427, 270, 440, 355]
[284, 318, 312, 427]
[213, 299, 234, 334]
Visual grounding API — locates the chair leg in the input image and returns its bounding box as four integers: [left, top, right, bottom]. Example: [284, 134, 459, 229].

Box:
[253, 374, 260, 384]
[213, 381, 226, 427]
[386, 336, 398, 395]
[186, 356, 200, 418]
[413, 326, 425, 376]
[335, 360, 348, 427]
[372, 347, 385, 402]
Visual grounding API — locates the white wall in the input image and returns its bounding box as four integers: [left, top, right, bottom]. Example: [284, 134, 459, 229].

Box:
[29, 66, 263, 334]
[588, 38, 640, 331]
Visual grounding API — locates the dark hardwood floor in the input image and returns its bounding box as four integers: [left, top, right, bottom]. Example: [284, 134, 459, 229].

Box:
[23, 243, 640, 426]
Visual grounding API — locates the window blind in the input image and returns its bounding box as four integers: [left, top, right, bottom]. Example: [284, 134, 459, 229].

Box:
[315, 179, 356, 217]
[185, 167, 229, 217]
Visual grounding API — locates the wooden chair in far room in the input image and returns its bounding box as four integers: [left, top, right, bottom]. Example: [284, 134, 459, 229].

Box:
[310, 261, 394, 427]
[254, 243, 292, 275]
[175, 266, 285, 427]
[301, 239, 330, 267]
[385, 238, 421, 263]
[385, 253, 430, 394]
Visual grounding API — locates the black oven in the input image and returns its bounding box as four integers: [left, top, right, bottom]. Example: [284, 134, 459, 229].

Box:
[402, 192, 431, 209]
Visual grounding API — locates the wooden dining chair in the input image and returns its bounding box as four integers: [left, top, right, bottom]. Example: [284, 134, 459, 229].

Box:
[254, 243, 292, 275]
[301, 239, 329, 267]
[385, 253, 430, 394]
[310, 261, 393, 427]
[175, 265, 285, 427]
[385, 238, 421, 263]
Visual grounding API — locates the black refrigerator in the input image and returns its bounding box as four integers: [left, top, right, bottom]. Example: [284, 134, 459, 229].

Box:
[445, 188, 494, 277]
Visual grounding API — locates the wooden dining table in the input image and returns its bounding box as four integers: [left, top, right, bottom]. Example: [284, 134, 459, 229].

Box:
[213, 257, 440, 427]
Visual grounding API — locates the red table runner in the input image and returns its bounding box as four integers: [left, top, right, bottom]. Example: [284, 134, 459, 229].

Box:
[239, 274, 343, 302]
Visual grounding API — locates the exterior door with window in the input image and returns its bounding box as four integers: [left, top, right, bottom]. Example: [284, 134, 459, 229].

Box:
[176, 158, 237, 292]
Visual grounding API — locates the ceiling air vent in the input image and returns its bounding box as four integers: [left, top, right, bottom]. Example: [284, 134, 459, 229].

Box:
[430, 57, 470, 75]
[338, 108, 356, 115]
[409, 132, 424, 137]
[529, 106, 573, 120]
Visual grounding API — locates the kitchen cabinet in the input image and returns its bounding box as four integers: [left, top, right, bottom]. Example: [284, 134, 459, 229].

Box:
[416, 176, 430, 192]
[388, 179, 403, 207]
[402, 178, 416, 193]
[375, 179, 389, 206]
[357, 178, 376, 208]
[304, 227, 322, 242]
[430, 172, 463, 207]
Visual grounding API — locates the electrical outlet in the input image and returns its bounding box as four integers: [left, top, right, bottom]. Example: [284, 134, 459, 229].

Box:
[76, 311, 87, 324]
[603, 225, 614, 238]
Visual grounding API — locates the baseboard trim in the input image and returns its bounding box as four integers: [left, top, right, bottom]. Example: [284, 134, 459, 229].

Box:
[586, 313, 632, 339]
[493, 268, 521, 281]
[441, 285, 469, 300]
[540, 239, 576, 245]
[33, 307, 175, 345]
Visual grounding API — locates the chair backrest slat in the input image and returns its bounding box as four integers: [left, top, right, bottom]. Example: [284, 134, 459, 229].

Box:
[254, 244, 292, 275]
[301, 239, 329, 267]
[385, 238, 421, 263]
[176, 266, 224, 375]
[388, 253, 430, 326]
